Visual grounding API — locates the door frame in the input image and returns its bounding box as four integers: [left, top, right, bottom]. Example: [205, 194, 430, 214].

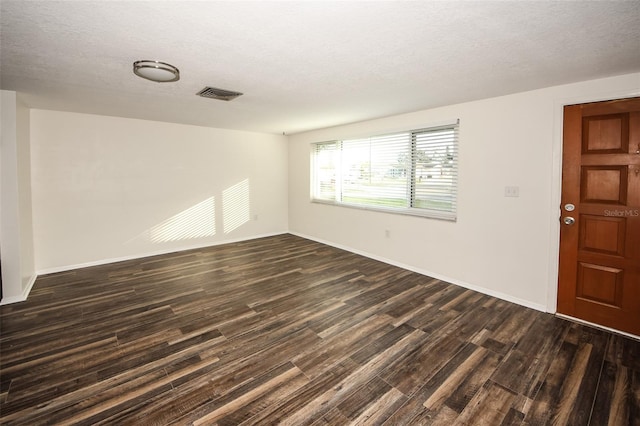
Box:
[547, 87, 640, 327]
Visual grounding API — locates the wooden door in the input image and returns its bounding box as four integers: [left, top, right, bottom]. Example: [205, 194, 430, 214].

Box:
[558, 97, 640, 336]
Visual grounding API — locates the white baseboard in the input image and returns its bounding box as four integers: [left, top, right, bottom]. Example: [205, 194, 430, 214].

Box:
[289, 231, 547, 313]
[17, 231, 638, 340]
[36, 232, 288, 276]
[4, 233, 287, 305]
[0, 274, 37, 306]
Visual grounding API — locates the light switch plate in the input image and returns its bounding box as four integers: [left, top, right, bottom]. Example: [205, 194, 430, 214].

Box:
[504, 186, 520, 197]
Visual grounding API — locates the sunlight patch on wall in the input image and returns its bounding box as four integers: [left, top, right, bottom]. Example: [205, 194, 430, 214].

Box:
[149, 197, 216, 243]
[223, 179, 250, 234]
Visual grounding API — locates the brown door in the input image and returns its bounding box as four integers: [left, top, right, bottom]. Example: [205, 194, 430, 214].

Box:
[558, 97, 640, 336]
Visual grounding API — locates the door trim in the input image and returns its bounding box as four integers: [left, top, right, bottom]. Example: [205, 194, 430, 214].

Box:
[548, 87, 640, 315]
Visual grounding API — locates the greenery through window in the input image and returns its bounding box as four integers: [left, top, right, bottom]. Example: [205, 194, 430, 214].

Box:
[312, 122, 458, 220]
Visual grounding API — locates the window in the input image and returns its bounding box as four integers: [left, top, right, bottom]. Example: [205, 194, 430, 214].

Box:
[312, 121, 458, 220]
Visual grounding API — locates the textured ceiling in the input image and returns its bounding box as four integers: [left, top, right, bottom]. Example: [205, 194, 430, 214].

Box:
[1, 1, 639, 135]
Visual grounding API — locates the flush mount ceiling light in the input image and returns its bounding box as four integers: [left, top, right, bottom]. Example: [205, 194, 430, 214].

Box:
[133, 60, 180, 82]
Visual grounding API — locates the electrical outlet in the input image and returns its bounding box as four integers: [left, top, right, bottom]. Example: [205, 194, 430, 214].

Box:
[385, 229, 391, 238]
[504, 186, 520, 197]
[253, 214, 259, 221]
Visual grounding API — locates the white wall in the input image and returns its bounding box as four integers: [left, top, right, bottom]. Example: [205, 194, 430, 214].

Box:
[30, 110, 288, 272]
[0, 91, 21, 301]
[288, 73, 640, 312]
[17, 97, 35, 293]
[1, 90, 36, 304]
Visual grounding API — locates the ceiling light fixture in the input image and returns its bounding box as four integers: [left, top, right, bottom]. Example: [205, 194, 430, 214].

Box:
[133, 60, 180, 82]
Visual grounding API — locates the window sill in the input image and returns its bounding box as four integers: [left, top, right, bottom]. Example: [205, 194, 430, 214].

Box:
[311, 199, 457, 221]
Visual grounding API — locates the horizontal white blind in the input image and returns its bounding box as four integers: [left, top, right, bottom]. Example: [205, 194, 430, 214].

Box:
[411, 125, 458, 215]
[341, 132, 411, 209]
[313, 142, 338, 201]
[311, 121, 459, 220]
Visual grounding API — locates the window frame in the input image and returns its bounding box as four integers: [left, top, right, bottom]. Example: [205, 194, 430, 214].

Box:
[311, 121, 459, 221]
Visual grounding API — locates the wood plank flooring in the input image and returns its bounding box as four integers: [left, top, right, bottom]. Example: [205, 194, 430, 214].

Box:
[1, 234, 639, 425]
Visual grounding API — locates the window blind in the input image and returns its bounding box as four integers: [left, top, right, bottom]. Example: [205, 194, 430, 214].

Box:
[341, 132, 411, 209]
[311, 121, 459, 220]
[313, 142, 338, 202]
[411, 125, 458, 215]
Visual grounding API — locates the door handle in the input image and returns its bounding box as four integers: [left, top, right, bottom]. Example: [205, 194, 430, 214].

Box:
[563, 217, 575, 225]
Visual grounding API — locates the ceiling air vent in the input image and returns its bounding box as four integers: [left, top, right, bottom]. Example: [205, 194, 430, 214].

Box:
[196, 86, 243, 101]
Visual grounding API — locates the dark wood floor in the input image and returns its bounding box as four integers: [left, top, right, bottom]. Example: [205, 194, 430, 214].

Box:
[1, 234, 638, 425]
